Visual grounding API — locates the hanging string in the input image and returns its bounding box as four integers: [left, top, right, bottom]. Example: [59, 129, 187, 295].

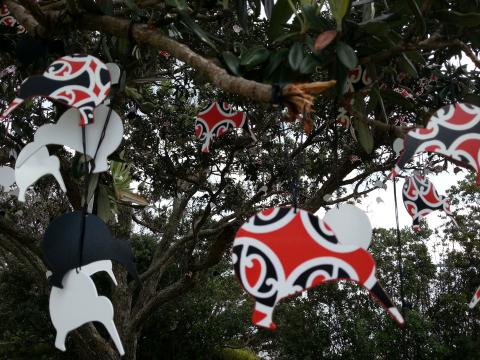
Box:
[393, 177, 409, 359]
[393, 177, 405, 308]
[76, 22, 134, 270]
[332, 112, 340, 207]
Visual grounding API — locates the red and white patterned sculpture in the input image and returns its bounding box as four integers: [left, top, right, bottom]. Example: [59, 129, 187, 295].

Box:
[391, 103, 480, 184]
[402, 173, 454, 231]
[1, 54, 111, 125]
[0, 4, 26, 34]
[194, 102, 256, 152]
[232, 205, 404, 329]
[336, 65, 372, 127]
[469, 286, 480, 309]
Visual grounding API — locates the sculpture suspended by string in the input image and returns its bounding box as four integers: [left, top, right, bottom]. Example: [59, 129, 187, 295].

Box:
[469, 285, 480, 309]
[0, 54, 112, 125]
[232, 205, 404, 330]
[402, 173, 455, 231]
[0, 166, 15, 192]
[194, 102, 256, 152]
[15, 104, 124, 172]
[391, 103, 480, 184]
[15, 144, 66, 202]
[0, 4, 26, 34]
[48, 260, 125, 355]
[42, 211, 139, 288]
[336, 65, 372, 128]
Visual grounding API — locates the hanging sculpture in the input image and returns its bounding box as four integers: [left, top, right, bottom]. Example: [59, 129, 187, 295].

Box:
[336, 65, 372, 128]
[42, 211, 139, 288]
[48, 260, 125, 355]
[232, 205, 404, 329]
[15, 144, 66, 202]
[391, 103, 480, 184]
[469, 286, 480, 309]
[402, 173, 455, 231]
[194, 102, 256, 152]
[0, 54, 112, 125]
[0, 4, 26, 34]
[15, 104, 124, 171]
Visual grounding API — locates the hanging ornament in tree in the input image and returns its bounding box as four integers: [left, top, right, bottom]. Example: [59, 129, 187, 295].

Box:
[232, 205, 404, 329]
[48, 260, 125, 355]
[469, 285, 480, 309]
[0, 4, 26, 34]
[42, 211, 139, 288]
[0, 165, 15, 192]
[336, 65, 372, 128]
[391, 103, 480, 184]
[15, 144, 66, 202]
[194, 102, 256, 152]
[402, 173, 455, 232]
[1, 54, 112, 125]
[15, 104, 124, 171]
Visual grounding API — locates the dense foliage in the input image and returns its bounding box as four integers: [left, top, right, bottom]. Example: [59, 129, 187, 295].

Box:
[0, 0, 479, 359]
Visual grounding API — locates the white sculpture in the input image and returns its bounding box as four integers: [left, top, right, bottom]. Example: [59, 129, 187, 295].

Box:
[16, 105, 124, 173]
[15, 144, 66, 202]
[0, 166, 15, 192]
[48, 260, 125, 355]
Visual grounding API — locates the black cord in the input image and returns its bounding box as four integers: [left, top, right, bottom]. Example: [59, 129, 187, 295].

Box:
[76, 27, 133, 270]
[393, 177, 409, 359]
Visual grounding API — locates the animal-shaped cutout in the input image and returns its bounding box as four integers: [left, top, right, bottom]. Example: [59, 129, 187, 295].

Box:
[48, 261, 124, 355]
[0, 166, 15, 192]
[232, 205, 404, 329]
[469, 286, 480, 309]
[16, 104, 124, 172]
[0, 4, 26, 34]
[391, 103, 480, 184]
[194, 102, 256, 152]
[15, 145, 66, 202]
[402, 173, 454, 231]
[42, 211, 139, 288]
[336, 65, 372, 127]
[1, 54, 111, 125]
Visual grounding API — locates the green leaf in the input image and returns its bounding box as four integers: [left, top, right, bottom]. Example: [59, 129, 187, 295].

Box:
[265, 49, 288, 78]
[406, 0, 426, 35]
[268, 0, 294, 40]
[97, 184, 112, 223]
[434, 10, 480, 27]
[222, 52, 242, 76]
[166, 0, 186, 10]
[336, 41, 358, 70]
[240, 46, 270, 67]
[299, 55, 319, 74]
[83, 174, 99, 207]
[354, 118, 374, 154]
[140, 102, 156, 114]
[399, 52, 418, 78]
[180, 13, 218, 51]
[327, 0, 350, 30]
[236, 0, 249, 32]
[371, 87, 388, 123]
[381, 89, 415, 111]
[288, 42, 304, 72]
[124, 86, 142, 101]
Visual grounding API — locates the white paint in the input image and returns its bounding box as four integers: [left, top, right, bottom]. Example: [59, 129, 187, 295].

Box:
[15, 145, 66, 202]
[48, 261, 124, 355]
[16, 105, 123, 173]
[0, 166, 15, 191]
[323, 204, 372, 249]
[106, 63, 121, 85]
[393, 138, 404, 156]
